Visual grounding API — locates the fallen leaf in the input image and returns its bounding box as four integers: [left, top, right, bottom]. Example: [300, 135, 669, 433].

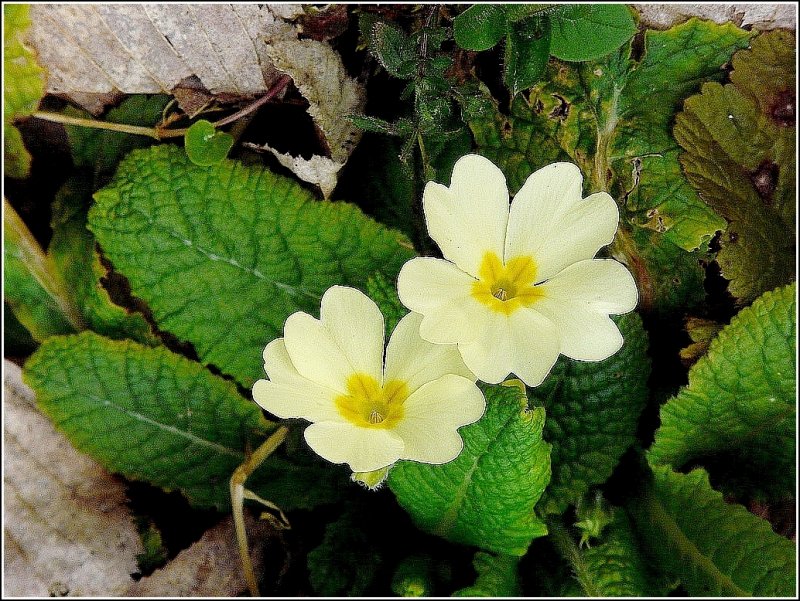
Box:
[3, 359, 142, 597]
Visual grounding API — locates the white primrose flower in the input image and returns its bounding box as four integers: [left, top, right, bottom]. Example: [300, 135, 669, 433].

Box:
[252, 286, 485, 473]
[397, 154, 638, 387]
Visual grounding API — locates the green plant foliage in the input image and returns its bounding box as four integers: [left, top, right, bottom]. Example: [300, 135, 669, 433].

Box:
[49, 177, 156, 345]
[366, 271, 407, 338]
[3, 3, 46, 178]
[307, 510, 381, 596]
[629, 465, 796, 596]
[452, 552, 521, 597]
[452, 4, 509, 51]
[548, 5, 637, 62]
[504, 16, 551, 97]
[675, 30, 796, 304]
[388, 385, 551, 556]
[184, 119, 234, 167]
[391, 554, 436, 597]
[467, 19, 752, 314]
[3, 301, 38, 355]
[88, 145, 414, 387]
[65, 95, 171, 181]
[22, 331, 273, 510]
[533, 313, 650, 515]
[649, 283, 796, 499]
[4, 199, 82, 341]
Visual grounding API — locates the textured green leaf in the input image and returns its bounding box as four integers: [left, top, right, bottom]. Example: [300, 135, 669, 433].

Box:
[22, 332, 273, 510]
[453, 4, 508, 51]
[388, 385, 551, 556]
[649, 284, 796, 499]
[65, 95, 170, 180]
[184, 119, 234, 167]
[88, 145, 414, 387]
[366, 271, 407, 338]
[49, 177, 155, 345]
[675, 30, 795, 303]
[534, 313, 650, 515]
[504, 16, 551, 96]
[307, 510, 380, 596]
[4, 199, 82, 341]
[362, 15, 416, 78]
[629, 465, 796, 596]
[549, 4, 636, 62]
[3, 3, 46, 178]
[452, 552, 521, 597]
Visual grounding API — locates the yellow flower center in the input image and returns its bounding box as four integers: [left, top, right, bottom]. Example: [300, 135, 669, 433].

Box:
[335, 373, 408, 428]
[471, 251, 544, 315]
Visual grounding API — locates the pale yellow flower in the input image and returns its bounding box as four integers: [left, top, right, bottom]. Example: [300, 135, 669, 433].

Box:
[397, 155, 638, 387]
[252, 286, 485, 473]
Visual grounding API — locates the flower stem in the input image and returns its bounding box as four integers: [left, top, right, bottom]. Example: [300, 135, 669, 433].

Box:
[229, 425, 289, 597]
[547, 516, 603, 597]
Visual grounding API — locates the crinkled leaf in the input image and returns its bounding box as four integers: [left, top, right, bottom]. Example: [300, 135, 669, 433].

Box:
[504, 16, 551, 96]
[184, 119, 234, 166]
[3, 4, 46, 178]
[48, 177, 155, 345]
[88, 146, 414, 387]
[366, 271, 408, 338]
[452, 552, 521, 597]
[388, 385, 551, 556]
[23, 332, 273, 510]
[533, 313, 650, 515]
[4, 199, 82, 341]
[649, 284, 796, 499]
[629, 465, 796, 596]
[674, 30, 795, 303]
[549, 4, 636, 62]
[361, 15, 416, 78]
[65, 94, 170, 180]
[307, 510, 381, 596]
[453, 4, 508, 51]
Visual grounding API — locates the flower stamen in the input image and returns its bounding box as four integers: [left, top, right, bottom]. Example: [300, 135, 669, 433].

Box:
[472, 251, 544, 315]
[335, 373, 408, 428]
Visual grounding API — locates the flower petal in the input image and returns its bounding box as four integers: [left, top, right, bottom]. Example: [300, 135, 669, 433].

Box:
[505, 162, 619, 280]
[283, 311, 353, 393]
[392, 374, 485, 464]
[303, 421, 404, 472]
[397, 257, 485, 345]
[252, 339, 342, 422]
[319, 286, 384, 382]
[533, 258, 638, 361]
[384, 313, 476, 395]
[456, 311, 516, 384]
[424, 154, 509, 277]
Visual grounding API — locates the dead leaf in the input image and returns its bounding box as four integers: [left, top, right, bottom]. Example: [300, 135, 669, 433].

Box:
[3, 360, 143, 597]
[637, 4, 796, 30]
[125, 513, 278, 597]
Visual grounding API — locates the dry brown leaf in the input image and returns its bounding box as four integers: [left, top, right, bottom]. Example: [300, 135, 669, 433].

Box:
[3, 360, 142, 597]
[125, 513, 277, 597]
[637, 3, 797, 30]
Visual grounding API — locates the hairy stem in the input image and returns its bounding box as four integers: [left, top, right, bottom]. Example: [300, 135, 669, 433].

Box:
[547, 516, 602, 597]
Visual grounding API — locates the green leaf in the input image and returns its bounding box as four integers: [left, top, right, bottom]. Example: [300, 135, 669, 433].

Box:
[307, 510, 381, 596]
[388, 385, 551, 556]
[22, 331, 273, 510]
[649, 283, 796, 499]
[629, 465, 796, 596]
[4, 199, 82, 341]
[391, 554, 436, 597]
[453, 5, 508, 51]
[184, 119, 234, 167]
[3, 4, 46, 178]
[362, 15, 416, 78]
[48, 177, 156, 345]
[674, 30, 796, 303]
[3, 300, 38, 355]
[366, 271, 407, 338]
[534, 313, 650, 515]
[504, 16, 551, 96]
[88, 145, 414, 387]
[452, 552, 521, 597]
[66, 95, 170, 181]
[549, 4, 637, 62]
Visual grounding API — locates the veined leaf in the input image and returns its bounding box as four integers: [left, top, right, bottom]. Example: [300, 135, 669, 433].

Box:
[549, 4, 636, 62]
[629, 465, 796, 596]
[88, 145, 414, 387]
[453, 4, 508, 51]
[22, 332, 273, 510]
[49, 177, 156, 345]
[675, 30, 795, 303]
[504, 16, 551, 97]
[388, 385, 551, 556]
[534, 313, 650, 515]
[452, 552, 521, 597]
[4, 199, 83, 341]
[3, 4, 46, 178]
[649, 283, 796, 499]
[366, 271, 408, 338]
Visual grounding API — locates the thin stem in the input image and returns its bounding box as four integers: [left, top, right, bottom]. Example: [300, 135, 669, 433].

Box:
[547, 516, 603, 597]
[230, 425, 290, 597]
